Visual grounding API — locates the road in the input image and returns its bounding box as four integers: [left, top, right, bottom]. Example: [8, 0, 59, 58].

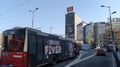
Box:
[42, 50, 116, 67]
[71, 52, 116, 67]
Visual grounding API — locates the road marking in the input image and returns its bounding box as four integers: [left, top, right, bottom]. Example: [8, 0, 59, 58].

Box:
[65, 53, 96, 67]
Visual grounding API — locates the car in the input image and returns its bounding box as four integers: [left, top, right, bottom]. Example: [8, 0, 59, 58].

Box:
[106, 45, 114, 52]
[96, 49, 106, 56]
[101, 48, 107, 52]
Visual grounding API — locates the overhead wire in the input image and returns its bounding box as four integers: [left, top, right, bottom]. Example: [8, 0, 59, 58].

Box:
[0, 0, 31, 15]
[0, 0, 31, 23]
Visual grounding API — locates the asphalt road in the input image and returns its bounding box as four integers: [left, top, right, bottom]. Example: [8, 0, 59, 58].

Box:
[71, 52, 116, 67]
[42, 50, 116, 67]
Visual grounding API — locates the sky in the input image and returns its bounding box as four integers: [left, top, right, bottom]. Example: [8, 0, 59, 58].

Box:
[0, 0, 120, 35]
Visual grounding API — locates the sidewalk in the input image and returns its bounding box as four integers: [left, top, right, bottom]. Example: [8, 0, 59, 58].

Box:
[116, 50, 120, 67]
[117, 50, 120, 61]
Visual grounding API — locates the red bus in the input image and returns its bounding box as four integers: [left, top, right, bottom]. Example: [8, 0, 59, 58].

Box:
[0, 27, 76, 67]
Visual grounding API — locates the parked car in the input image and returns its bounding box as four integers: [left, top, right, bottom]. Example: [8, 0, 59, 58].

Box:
[96, 49, 106, 56]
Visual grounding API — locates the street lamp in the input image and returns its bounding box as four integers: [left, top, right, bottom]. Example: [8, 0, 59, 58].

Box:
[101, 5, 116, 51]
[50, 27, 52, 34]
[29, 8, 39, 28]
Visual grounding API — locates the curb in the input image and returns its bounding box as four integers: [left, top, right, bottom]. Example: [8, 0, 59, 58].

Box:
[113, 51, 120, 67]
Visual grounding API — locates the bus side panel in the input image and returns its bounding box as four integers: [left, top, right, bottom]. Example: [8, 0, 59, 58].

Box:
[44, 38, 63, 64]
[37, 36, 44, 65]
[57, 40, 69, 61]
[27, 30, 37, 67]
[68, 42, 75, 58]
[50, 39, 62, 62]
[64, 41, 69, 59]
[37, 36, 50, 66]
[57, 40, 63, 61]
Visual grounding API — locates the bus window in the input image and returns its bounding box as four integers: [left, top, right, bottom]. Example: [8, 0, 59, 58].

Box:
[8, 35, 13, 43]
[28, 34, 36, 54]
[37, 36, 43, 60]
[3, 29, 25, 52]
[7, 35, 24, 51]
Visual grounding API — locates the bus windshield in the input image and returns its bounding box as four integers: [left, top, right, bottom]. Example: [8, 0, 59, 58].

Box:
[3, 29, 25, 52]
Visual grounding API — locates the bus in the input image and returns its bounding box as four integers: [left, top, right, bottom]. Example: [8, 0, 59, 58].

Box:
[0, 27, 76, 67]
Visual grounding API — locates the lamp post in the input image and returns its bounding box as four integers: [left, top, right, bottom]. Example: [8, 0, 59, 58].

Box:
[50, 27, 52, 34]
[29, 8, 39, 28]
[101, 5, 116, 51]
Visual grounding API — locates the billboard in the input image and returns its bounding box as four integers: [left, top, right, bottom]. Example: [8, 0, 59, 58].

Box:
[65, 13, 74, 39]
[67, 6, 73, 12]
[65, 24, 74, 38]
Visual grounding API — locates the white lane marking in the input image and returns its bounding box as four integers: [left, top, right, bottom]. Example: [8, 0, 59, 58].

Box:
[112, 55, 117, 67]
[65, 53, 96, 67]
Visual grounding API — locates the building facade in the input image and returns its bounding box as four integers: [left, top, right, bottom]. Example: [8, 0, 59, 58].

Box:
[114, 26, 120, 49]
[77, 22, 86, 43]
[94, 21, 120, 49]
[94, 22, 106, 47]
[108, 18, 120, 23]
[105, 22, 120, 49]
[65, 7, 82, 42]
[84, 23, 94, 47]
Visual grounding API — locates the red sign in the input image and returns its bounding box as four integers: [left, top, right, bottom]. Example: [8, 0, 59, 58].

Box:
[67, 6, 73, 12]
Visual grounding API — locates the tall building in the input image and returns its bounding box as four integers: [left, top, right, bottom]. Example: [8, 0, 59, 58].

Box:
[65, 6, 82, 41]
[84, 23, 94, 47]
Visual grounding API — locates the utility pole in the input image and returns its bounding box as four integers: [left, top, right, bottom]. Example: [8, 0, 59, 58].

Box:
[29, 8, 39, 28]
[50, 27, 52, 34]
[101, 5, 116, 51]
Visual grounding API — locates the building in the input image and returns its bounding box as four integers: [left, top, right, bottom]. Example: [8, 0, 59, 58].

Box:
[94, 22, 106, 47]
[105, 22, 120, 49]
[77, 22, 86, 43]
[108, 18, 120, 23]
[114, 26, 120, 49]
[94, 21, 120, 49]
[65, 6, 82, 42]
[84, 23, 94, 47]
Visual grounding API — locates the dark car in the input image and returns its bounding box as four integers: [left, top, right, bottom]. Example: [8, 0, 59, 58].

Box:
[96, 49, 106, 56]
[106, 45, 114, 52]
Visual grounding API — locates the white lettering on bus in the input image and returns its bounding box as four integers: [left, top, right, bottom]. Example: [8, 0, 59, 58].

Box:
[47, 40, 60, 45]
[13, 55, 23, 58]
[45, 40, 62, 55]
[45, 45, 61, 54]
